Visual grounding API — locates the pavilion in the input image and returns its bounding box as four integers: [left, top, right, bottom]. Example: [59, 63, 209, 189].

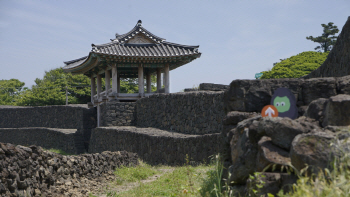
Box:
[63, 20, 201, 106]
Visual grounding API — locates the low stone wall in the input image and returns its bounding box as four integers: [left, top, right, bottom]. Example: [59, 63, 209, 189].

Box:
[0, 128, 85, 154]
[0, 105, 96, 129]
[199, 83, 229, 91]
[88, 126, 223, 165]
[100, 101, 136, 126]
[0, 142, 138, 197]
[136, 91, 225, 134]
[224, 76, 350, 113]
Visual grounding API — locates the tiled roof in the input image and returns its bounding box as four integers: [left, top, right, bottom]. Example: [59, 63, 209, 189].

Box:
[63, 20, 200, 74]
[91, 42, 199, 57]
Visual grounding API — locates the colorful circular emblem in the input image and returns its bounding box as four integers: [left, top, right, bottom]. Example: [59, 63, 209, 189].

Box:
[261, 105, 279, 118]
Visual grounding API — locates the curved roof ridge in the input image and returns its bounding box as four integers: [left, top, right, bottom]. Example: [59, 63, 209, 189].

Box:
[113, 20, 165, 43]
[64, 56, 88, 64]
[162, 41, 199, 49]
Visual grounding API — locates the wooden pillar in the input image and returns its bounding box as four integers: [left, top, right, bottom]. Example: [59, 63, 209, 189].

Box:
[138, 64, 144, 96]
[97, 74, 102, 99]
[90, 76, 96, 103]
[117, 75, 120, 93]
[105, 69, 110, 96]
[112, 64, 118, 94]
[146, 73, 151, 93]
[164, 63, 170, 93]
[157, 68, 161, 91]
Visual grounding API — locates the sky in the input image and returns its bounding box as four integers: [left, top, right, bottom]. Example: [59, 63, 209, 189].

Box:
[0, 1, 349, 93]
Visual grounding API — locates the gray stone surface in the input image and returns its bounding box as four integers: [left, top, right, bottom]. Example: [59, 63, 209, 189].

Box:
[290, 131, 336, 174]
[0, 128, 85, 154]
[100, 101, 136, 126]
[224, 77, 349, 113]
[304, 16, 350, 78]
[0, 142, 138, 197]
[199, 83, 229, 91]
[304, 98, 328, 124]
[301, 77, 337, 105]
[323, 94, 350, 127]
[88, 126, 223, 165]
[136, 91, 225, 134]
[0, 105, 96, 129]
[256, 136, 291, 171]
[258, 117, 314, 150]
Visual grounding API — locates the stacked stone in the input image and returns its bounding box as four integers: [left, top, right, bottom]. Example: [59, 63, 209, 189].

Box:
[199, 83, 229, 91]
[0, 143, 138, 197]
[89, 126, 223, 165]
[224, 75, 350, 115]
[136, 91, 225, 135]
[100, 101, 136, 126]
[223, 92, 350, 196]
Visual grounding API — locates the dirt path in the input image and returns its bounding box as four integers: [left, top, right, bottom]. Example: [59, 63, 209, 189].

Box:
[95, 168, 175, 197]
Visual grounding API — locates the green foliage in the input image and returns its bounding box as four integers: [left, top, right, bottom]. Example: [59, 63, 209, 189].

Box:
[261, 51, 329, 79]
[0, 79, 26, 105]
[2, 67, 158, 106]
[16, 68, 91, 106]
[306, 22, 339, 52]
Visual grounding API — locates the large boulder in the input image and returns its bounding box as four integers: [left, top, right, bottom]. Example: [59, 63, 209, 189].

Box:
[258, 117, 314, 150]
[246, 172, 297, 196]
[228, 117, 261, 184]
[337, 75, 350, 94]
[323, 94, 350, 127]
[224, 79, 301, 113]
[256, 136, 291, 171]
[301, 78, 337, 106]
[304, 98, 328, 124]
[290, 131, 336, 174]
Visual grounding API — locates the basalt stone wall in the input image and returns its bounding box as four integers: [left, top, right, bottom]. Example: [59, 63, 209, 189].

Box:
[199, 83, 229, 91]
[224, 76, 350, 114]
[0, 142, 138, 197]
[100, 101, 136, 126]
[136, 91, 225, 135]
[0, 105, 96, 148]
[0, 128, 85, 154]
[304, 16, 350, 78]
[0, 105, 96, 129]
[88, 126, 223, 165]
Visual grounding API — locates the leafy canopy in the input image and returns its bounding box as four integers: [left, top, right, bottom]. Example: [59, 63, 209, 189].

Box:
[1, 67, 158, 106]
[306, 22, 339, 52]
[261, 51, 329, 79]
[0, 79, 26, 105]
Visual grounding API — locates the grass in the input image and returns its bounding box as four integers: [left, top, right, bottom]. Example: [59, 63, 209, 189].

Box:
[113, 161, 160, 185]
[46, 148, 73, 155]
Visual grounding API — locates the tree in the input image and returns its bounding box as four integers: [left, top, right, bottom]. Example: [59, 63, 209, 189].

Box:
[15, 67, 158, 106]
[261, 51, 329, 79]
[306, 22, 339, 52]
[0, 79, 25, 105]
[16, 68, 91, 106]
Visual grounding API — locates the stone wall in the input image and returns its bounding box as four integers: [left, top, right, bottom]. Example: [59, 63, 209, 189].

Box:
[304, 16, 350, 78]
[136, 91, 225, 134]
[0, 128, 85, 154]
[0, 142, 138, 197]
[0, 105, 96, 149]
[199, 83, 229, 91]
[100, 101, 136, 126]
[224, 76, 350, 114]
[88, 126, 223, 165]
[0, 105, 96, 129]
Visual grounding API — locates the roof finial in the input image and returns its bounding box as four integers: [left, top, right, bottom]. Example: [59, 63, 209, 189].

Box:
[137, 20, 142, 26]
